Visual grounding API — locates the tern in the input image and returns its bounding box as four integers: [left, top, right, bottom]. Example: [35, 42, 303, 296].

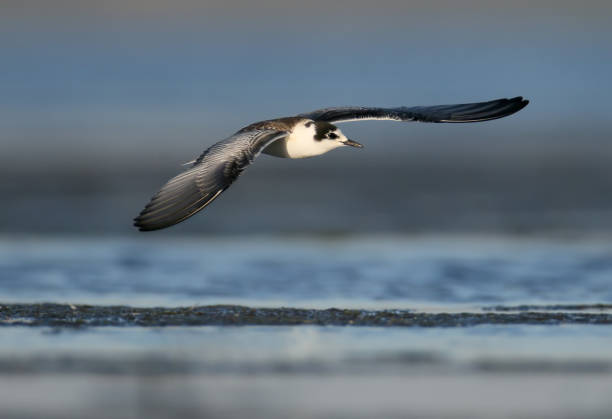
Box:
[134, 96, 528, 231]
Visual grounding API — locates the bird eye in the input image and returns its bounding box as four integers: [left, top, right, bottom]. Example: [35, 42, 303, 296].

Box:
[305, 122, 313, 127]
[329, 133, 338, 139]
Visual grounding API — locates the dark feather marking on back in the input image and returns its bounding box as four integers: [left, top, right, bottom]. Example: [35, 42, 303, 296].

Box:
[238, 117, 304, 134]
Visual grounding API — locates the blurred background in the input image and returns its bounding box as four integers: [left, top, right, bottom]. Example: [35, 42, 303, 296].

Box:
[2, 2, 612, 419]
[2, 0, 611, 235]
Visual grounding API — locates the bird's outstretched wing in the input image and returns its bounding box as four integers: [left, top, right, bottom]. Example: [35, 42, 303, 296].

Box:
[134, 129, 288, 231]
[298, 96, 528, 124]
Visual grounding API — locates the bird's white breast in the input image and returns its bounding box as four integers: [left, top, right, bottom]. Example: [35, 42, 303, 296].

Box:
[262, 123, 342, 159]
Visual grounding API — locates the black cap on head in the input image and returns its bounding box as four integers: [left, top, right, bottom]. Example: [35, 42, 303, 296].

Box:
[314, 121, 337, 141]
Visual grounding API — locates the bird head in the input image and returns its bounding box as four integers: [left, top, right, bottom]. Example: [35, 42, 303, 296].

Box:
[284, 119, 363, 158]
[309, 120, 363, 149]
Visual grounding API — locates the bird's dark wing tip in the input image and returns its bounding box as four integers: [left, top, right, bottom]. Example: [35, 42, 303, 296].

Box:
[507, 96, 530, 115]
[133, 215, 152, 232]
[510, 96, 529, 107]
[512, 96, 529, 105]
[133, 210, 169, 232]
[438, 95, 530, 122]
[133, 212, 174, 232]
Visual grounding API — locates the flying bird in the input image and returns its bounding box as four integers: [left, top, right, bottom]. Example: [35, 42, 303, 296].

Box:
[134, 96, 529, 231]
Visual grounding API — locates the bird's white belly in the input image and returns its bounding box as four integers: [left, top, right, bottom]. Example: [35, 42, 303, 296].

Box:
[262, 138, 332, 159]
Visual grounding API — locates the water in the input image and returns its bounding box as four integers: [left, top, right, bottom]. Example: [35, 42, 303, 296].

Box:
[1, 235, 612, 418]
[2, 235, 611, 307]
[1, 324, 612, 419]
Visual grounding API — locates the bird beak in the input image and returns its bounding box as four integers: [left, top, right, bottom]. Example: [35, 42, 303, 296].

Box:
[342, 138, 364, 148]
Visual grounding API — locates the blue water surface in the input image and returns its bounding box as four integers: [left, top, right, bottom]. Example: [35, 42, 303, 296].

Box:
[1, 235, 610, 307]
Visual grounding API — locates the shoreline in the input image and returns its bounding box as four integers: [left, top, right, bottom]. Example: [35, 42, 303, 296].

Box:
[3, 303, 612, 328]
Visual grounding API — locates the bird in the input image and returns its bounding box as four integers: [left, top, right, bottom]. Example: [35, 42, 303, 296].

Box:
[134, 96, 529, 231]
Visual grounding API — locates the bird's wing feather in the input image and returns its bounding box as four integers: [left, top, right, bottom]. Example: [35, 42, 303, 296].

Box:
[134, 129, 288, 231]
[298, 96, 529, 124]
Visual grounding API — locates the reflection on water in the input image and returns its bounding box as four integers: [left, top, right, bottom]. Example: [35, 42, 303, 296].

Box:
[1, 325, 612, 373]
[0, 325, 612, 419]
